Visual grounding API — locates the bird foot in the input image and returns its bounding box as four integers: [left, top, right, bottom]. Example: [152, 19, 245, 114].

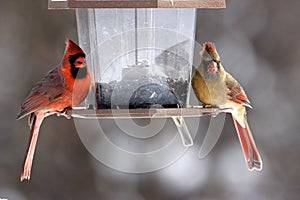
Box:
[201, 105, 233, 117]
[190, 104, 217, 109]
[202, 104, 220, 108]
[57, 107, 72, 119]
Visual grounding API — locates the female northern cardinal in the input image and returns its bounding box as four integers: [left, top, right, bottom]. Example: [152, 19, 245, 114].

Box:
[192, 42, 262, 171]
[17, 39, 91, 181]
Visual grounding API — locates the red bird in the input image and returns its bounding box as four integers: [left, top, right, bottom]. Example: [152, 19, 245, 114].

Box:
[17, 39, 91, 181]
[192, 42, 262, 171]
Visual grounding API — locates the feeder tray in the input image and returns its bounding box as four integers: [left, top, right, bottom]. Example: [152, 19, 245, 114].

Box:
[66, 107, 231, 119]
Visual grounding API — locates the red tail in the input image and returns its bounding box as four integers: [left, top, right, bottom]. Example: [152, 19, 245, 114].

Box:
[21, 113, 45, 181]
[232, 115, 262, 171]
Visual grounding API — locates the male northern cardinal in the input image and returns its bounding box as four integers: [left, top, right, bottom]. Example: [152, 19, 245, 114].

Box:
[192, 42, 262, 171]
[17, 39, 91, 181]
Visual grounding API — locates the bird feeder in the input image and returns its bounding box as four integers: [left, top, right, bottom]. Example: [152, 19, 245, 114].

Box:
[48, 0, 226, 147]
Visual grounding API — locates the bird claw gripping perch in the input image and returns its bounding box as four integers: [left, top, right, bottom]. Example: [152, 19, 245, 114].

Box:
[56, 107, 72, 119]
[211, 107, 234, 117]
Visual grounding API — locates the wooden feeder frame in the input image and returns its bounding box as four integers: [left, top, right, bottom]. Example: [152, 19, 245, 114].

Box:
[48, 0, 226, 9]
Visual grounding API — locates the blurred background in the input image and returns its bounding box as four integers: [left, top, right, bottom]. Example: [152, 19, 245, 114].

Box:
[1, 0, 300, 199]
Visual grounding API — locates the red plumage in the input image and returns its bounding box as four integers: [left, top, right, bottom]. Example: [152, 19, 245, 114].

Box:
[225, 74, 261, 170]
[225, 74, 252, 108]
[232, 116, 262, 170]
[17, 39, 91, 181]
[204, 42, 216, 53]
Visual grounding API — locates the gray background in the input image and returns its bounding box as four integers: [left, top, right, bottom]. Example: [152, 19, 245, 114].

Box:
[1, 0, 299, 199]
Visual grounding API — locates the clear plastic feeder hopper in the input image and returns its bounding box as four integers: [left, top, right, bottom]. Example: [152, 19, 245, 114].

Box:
[48, 0, 226, 151]
[76, 8, 196, 146]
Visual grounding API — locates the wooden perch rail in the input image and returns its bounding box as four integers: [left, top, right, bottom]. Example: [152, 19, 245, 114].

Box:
[65, 107, 232, 119]
[48, 0, 226, 9]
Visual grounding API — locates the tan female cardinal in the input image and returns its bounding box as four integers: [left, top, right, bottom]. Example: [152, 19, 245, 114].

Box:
[192, 42, 262, 171]
[17, 39, 91, 181]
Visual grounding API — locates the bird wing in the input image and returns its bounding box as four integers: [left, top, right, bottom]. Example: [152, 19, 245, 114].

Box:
[225, 73, 252, 108]
[17, 67, 65, 119]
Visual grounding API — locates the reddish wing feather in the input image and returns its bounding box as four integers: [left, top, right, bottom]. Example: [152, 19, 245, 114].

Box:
[225, 73, 251, 106]
[17, 68, 64, 119]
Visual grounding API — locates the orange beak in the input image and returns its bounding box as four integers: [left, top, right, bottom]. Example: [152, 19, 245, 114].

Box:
[207, 61, 218, 73]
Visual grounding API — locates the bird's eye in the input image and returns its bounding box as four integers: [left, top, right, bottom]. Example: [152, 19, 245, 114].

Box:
[212, 59, 220, 69]
[74, 58, 86, 68]
[213, 59, 220, 64]
[68, 53, 85, 65]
